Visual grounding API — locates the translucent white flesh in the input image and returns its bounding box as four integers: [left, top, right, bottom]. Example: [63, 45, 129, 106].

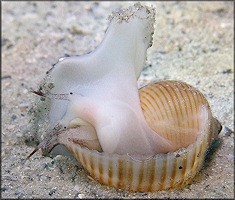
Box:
[46, 4, 175, 156]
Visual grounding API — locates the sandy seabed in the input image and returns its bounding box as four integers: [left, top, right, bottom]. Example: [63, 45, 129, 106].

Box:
[2, 1, 234, 199]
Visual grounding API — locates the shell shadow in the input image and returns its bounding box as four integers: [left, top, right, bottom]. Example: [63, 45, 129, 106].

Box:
[203, 137, 223, 169]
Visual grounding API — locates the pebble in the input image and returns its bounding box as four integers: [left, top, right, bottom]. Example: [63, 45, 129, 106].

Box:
[4, 82, 11, 88]
[25, 57, 37, 64]
[1, 187, 8, 192]
[4, 175, 13, 181]
[18, 102, 30, 108]
[1, 75, 11, 80]
[22, 89, 28, 94]
[11, 114, 18, 121]
[222, 69, 232, 74]
[18, 193, 25, 199]
[74, 184, 81, 192]
[42, 163, 49, 168]
[87, 175, 95, 181]
[138, 192, 147, 196]
[90, 188, 98, 196]
[20, 159, 26, 164]
[1, 38, 10, 47]
[8, 124, 15, 130]
[49, 188, 56, 196]
[78, 194, 86, 199]
[195, 80, 200, 85]
[16, 132, 23, 137]
[74, 192, 80, 198]
[54, 155, 64, 162]
[14, 190, 20, 195]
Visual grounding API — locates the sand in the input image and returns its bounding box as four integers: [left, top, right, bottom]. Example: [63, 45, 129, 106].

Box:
[2, 1, 234, 199]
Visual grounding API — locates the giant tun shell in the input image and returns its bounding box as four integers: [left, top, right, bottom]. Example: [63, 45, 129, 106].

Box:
[59, 80, 220, 191]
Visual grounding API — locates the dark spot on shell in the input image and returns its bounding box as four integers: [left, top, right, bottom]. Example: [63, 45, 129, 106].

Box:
[176, 153, 180, 157]
[70, 92, 73, 95]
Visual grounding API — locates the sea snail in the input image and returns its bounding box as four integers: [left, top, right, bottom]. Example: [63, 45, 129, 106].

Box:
[28, 4, 223, 191]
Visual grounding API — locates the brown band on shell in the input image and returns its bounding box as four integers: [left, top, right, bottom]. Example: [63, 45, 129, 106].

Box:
[141, 86, 171, 140]
[158, 157, 168, 190]
[158, 82, 178, 143]
[126, 160, 134, 190]
[186, 143, 199, 185]
[107, 159, 113, 186]
[158, 82, 182, 126]
[169, 155, 178, 188]
[74, 145, 81, 163]
[68, 138, 88, 149]
[89, 153, 95, 177]
[195, 136, 207, 174]
[178, 153, 189, 187]
[146, 159, 156, 191]
[151, 84, 173, 124]
[172, 81, 191, 133]
[158, 82, 184, 145]
[136, 161, 145, 190]
[81, 151, 87, 170]
[140, 93, 160, 122]
[98, 156, 104, 183]
[166, 81, 189, 144]
[181, 83, 197, 131]
[190, 87, 200, 131]
[208, 119, 213, 145]
[140, 89, 162, 122]
[147, 85, 171, 121]
[117, 159, 125, 188]
[179, 82, 194, 130]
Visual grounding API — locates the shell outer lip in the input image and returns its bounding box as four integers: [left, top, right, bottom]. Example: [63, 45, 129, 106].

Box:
[62, 131, 210, 192]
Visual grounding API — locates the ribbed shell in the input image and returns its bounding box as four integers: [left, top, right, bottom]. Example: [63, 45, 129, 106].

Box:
[59, 81, 219, 191]
[139, 80, 215, 149]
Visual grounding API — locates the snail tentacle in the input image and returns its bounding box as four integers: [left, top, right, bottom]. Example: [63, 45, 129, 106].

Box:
[32, 90, 70, 100]
[26, 123, 64, 159]
[27, 124, 102, 159]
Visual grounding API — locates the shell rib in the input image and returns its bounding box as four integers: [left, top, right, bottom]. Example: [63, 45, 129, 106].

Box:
[57, 81, 221, 191]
